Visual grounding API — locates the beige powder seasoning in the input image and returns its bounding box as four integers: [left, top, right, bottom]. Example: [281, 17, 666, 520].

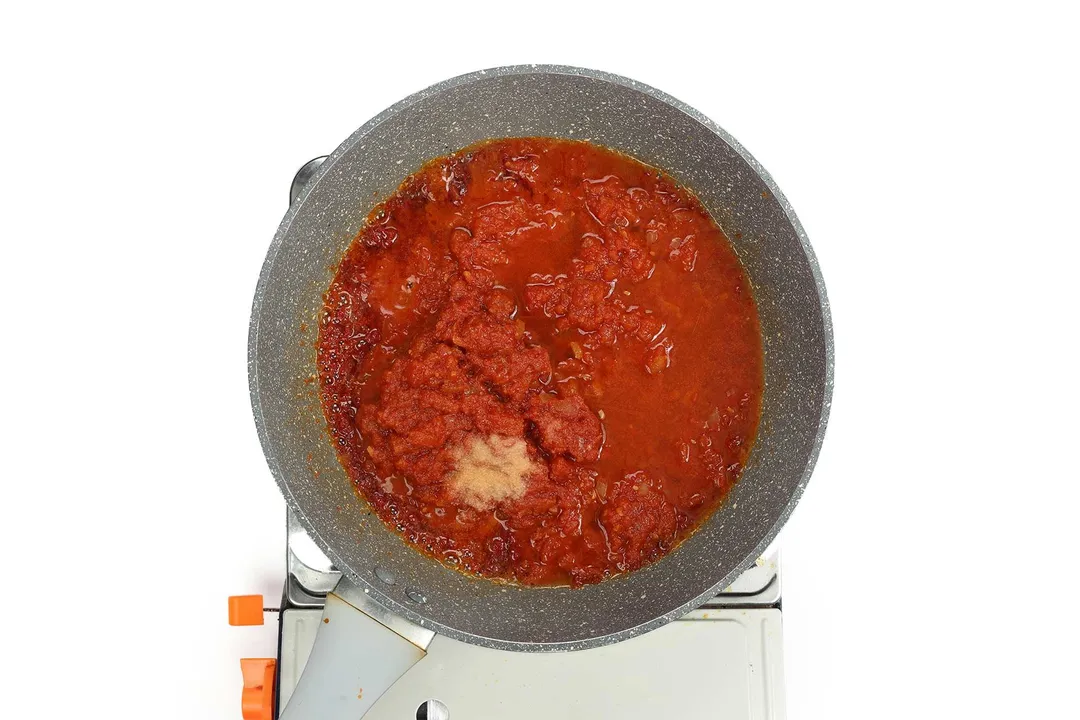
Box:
[448, 434, 537, 509]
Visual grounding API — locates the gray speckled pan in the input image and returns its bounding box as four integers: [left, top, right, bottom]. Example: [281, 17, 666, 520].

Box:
[249, 65, 833, 651]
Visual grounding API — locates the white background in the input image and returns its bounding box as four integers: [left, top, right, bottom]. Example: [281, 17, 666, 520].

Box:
[3, 2, 1078, 718]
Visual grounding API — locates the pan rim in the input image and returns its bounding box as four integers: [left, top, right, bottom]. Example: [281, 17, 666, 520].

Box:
[248, 63, 834, 651]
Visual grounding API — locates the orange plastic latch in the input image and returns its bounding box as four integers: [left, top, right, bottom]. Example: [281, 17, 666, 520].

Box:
[229, 595, 265, 626]
[240, 658, 276, 720]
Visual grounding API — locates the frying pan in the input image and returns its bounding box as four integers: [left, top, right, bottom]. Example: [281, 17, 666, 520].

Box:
[249, 65, 832, 715]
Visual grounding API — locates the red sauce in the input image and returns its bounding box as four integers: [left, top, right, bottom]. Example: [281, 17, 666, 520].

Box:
[317, 138, 763, 587]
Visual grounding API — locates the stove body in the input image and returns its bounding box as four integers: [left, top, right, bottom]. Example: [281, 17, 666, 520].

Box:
[274, 509, 785, 720]
[242, 156, 788, 720]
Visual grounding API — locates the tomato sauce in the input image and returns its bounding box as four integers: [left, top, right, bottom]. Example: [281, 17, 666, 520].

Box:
[317, 138, 763, 587]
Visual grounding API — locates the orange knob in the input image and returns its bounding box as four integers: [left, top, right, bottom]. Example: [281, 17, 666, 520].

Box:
[229, 595, 265, 626]
[240, 658, 276, 720]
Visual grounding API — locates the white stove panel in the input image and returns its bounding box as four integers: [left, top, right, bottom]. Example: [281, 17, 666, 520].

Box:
[279, 607, 784, 720]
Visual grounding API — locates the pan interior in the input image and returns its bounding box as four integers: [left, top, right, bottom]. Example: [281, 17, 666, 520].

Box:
[249, 66, 831, 651]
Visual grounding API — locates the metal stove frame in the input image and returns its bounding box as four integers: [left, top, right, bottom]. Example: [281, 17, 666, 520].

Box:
[264, 155, 787, 719]
[272, 508, 783, 718]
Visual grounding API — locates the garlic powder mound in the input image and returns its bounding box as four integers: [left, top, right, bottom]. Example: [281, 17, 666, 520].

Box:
[448, 434, 537, 509]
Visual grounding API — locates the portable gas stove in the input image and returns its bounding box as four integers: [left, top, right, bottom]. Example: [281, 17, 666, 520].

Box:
[230, 507, 784, 720]
[229, 157, 788, 720]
